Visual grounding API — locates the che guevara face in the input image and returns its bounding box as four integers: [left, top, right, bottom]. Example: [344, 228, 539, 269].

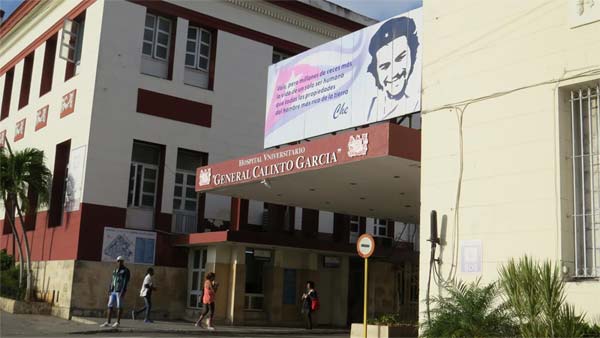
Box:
[374, 35, 411, 99]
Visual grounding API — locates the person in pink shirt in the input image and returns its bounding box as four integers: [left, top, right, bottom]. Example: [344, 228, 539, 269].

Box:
[194, 272, 218, 330]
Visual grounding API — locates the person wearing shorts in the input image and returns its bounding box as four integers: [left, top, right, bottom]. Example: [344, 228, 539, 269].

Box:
[100, 256, 130, 328]
[194, 272, 218, 330]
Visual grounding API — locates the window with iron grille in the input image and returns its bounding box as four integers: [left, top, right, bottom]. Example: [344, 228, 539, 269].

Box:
[570, 86, 600, 277]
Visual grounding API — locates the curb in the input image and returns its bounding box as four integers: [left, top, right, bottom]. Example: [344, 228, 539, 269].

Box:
[69, 327, 348, 336]
[70, 316, 98, 325]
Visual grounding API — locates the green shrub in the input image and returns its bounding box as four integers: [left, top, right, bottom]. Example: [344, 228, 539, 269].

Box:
[1, 249, 14, 271]
[0, 250, 24, 300]
[368, 313, 416, 327]
[421, 279, 517, 338]
[498, 256, 587, 338]
[582, 321, 600, 337]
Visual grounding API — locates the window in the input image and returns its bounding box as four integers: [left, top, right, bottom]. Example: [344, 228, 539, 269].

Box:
[24, 185, 39, 231]
[569, 86, 600, 277]
[399, 112, 421, 130]
[397, 264, 406, 306]
[172, 149, 206, 234]
[245, 248, 271, 310]
[128, 142, 160, 209]
[60, 13, 85, 80]
[349, 215, 360, 243]
[1, 68, 14, 120]
[373, 218, 389, 237]
[40, 35, 57, 96]
[143, 14, 171, 61]
[185, 26, 211, 71]
[18, 53, 34, 109]
[188, 248, 207, 308]
[48, 140, 71, 227]
[409, 265, 418, 303]
[272, 50, 290, 64]
[282, 269, 296, 305]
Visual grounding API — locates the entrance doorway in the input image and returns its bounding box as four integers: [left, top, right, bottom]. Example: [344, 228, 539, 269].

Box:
[347, 257, 364, 326]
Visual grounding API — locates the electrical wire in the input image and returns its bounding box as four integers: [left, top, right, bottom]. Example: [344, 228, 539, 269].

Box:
[423, 67, 600, 290]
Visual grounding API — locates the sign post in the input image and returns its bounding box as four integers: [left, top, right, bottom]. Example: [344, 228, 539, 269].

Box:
[357, 234, 375, 338]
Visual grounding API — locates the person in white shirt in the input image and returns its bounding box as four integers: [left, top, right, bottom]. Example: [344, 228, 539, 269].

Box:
[132, 268, 155, 323]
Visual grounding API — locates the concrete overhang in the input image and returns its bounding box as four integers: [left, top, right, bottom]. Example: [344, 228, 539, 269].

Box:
[173, 230, 418, 261]
[196, 123, 421, 222]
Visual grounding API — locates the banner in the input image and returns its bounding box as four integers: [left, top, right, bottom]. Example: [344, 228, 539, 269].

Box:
[264, 7, 422, 148]
[102, 227, 156, 265]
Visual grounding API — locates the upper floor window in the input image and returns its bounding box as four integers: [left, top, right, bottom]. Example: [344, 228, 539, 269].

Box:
[18, 53, 34, 109]
[128, 142, 160, 209]
[373, 218, 388, 237]
[60, 12, 86, 80]
[172, 149, 206, 234]
[185, 26, 211, 72]
[40, 35, 57, 96]
[1, 68, 15, 120]
[349, 215, 360, 243]
[272, 51, 290, 64]
[143, 14, 171, 61]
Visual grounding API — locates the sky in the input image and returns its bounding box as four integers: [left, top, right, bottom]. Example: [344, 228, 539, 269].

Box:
[0, 0, 22, 19]
[329, 0, 422, 21]
[1, 0, 421, 23]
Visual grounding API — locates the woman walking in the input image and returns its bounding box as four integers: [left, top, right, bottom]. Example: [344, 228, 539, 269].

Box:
[301, 281, 318, 330]
[195, 272, 218, 330]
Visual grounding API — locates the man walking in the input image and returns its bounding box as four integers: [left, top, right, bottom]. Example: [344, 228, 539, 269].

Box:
[132, 267, 155, 323]
[100, 256, 130, 328]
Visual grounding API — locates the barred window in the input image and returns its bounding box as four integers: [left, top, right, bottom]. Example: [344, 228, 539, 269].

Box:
[570, 86, 600, 277]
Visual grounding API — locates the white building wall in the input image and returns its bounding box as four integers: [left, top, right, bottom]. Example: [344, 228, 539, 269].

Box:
[83, 0, 347, 224]
[420, 0, 600, 320]
[0, 0, 105, 214]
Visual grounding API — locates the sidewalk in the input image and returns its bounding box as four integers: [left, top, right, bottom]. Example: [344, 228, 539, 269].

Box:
[70, 317, 349, 336]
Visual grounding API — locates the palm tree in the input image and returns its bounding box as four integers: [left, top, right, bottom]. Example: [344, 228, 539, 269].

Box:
[421, 279, 517, 338]
[0, 143, 51, 301]
[498, 256, 587, 338]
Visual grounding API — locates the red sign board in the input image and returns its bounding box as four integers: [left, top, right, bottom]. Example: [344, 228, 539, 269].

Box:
[196, 123, 398, 192]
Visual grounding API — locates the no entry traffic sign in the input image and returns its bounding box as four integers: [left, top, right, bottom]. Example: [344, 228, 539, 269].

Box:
[357, 234, 375, 258]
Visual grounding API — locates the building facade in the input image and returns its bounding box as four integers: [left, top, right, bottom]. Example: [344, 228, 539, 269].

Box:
[419, 0, 600, 321]
[0, 0, 419, 326]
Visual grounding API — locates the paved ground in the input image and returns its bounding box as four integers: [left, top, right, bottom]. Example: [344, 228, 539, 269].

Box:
[0, 312, 349, 338]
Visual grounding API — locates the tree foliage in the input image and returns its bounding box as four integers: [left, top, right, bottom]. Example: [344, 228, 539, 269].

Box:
[498, 256, 587, 338]
[421, 279, 517, 338]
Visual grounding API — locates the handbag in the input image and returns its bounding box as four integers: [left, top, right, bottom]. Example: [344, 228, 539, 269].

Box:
[310, 295, 320, 311]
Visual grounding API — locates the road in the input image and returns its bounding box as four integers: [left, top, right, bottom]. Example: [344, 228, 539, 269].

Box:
[0, 312, 349, 338]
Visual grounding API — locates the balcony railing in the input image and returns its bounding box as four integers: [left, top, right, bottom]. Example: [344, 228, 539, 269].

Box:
[172, 212, 197, 234]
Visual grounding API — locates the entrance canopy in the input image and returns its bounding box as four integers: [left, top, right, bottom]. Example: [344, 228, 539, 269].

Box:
[196, 123, 421, 222]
